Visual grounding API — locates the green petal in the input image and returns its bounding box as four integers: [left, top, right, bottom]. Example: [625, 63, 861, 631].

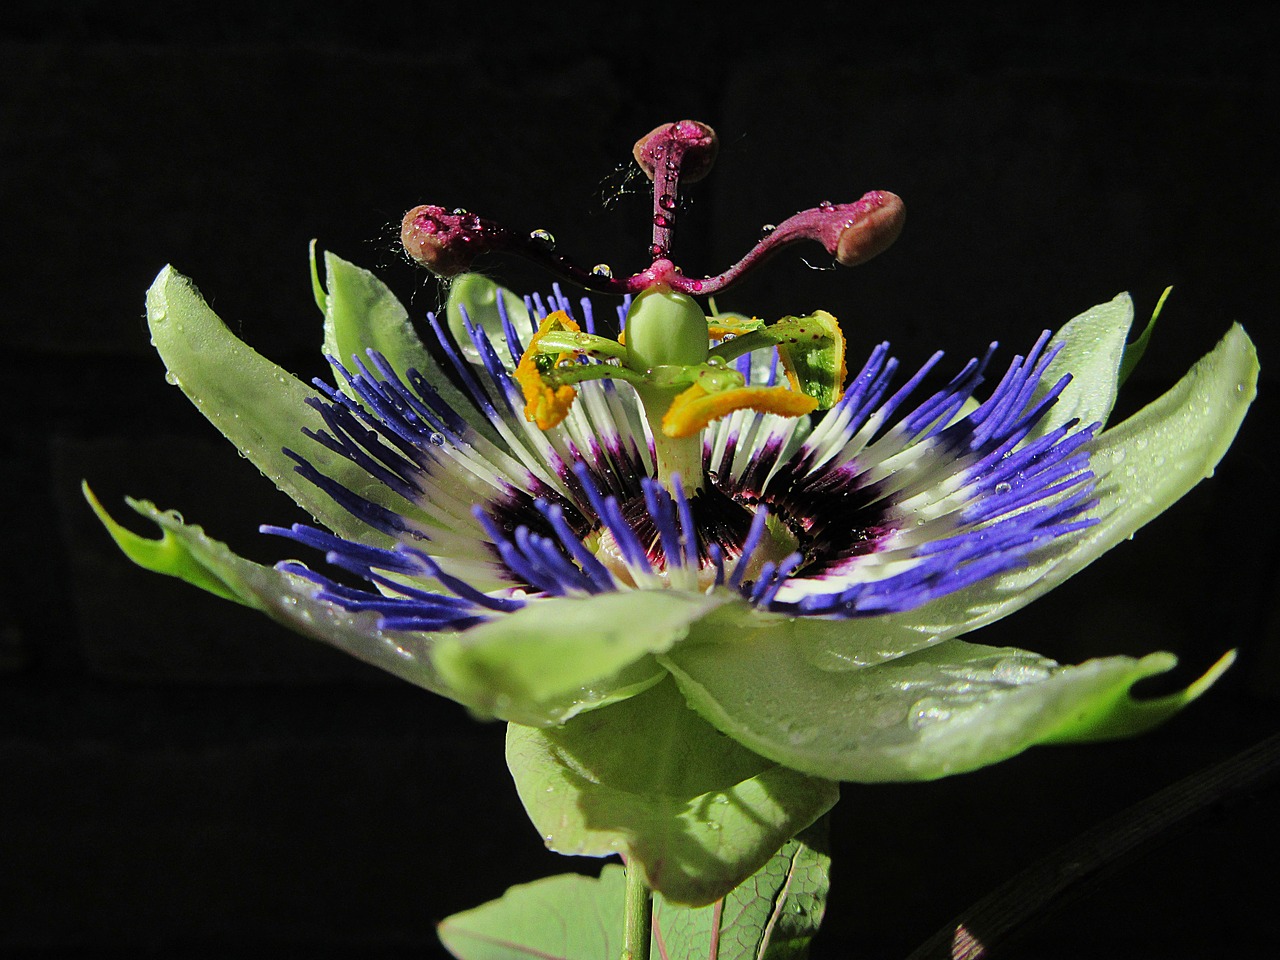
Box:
[317, 245, 435, 397]
[432, 591, 728, 726]
[446, 272, 532, 370]
[937, 324, 1257, 632]
[145, 265, 407, 545]
[1028, 292, 1134, 439]
[84, 485, 452, 696]
[316, 253, 508, 451]
[506, 678, 839, 906]
[800, 323, 1258, 672]
[663, 623, 1235, 781]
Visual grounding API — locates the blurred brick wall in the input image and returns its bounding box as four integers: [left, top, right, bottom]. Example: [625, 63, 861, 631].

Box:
[3, 3, 1277, 957]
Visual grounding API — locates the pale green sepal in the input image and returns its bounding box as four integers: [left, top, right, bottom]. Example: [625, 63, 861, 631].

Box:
[802, 323, 1259, 671]
[84, 485, 454, 696]
[662, 633, 1230, 782]
[432, 590, 727, 726]
[437, 827, 830, 960]
[1117, 286, 1169, 387]
[1027, 292, 1134, 440]
[145, 265, 403, 546]
[446, 273, 532, 369]
[505, 678, 839, 906]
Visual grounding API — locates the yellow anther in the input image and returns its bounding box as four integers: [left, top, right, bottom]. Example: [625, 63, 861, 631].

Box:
[515, 311, 581, 429]
[661, 382, 818, 439]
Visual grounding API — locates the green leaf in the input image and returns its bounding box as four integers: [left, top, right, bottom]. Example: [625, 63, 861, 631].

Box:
[438, 866, 628, 960]
[653, 821, 831, 960]
[663, 626, 1235, 782]
[144, 265, 409, 546]
[436, 828, 830, 960]
[83, 485, 454, 696]
[432, 590, 727, 726]
[505, 677, 839, 905]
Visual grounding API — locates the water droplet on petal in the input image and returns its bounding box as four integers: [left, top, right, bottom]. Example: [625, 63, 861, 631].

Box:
[760, 224, 776, 237]
[909, 697, 952, 730]
[658, 193, 676, 211]
[994, 481, 1012, 495]
[992, 657, 1051, 685]
[653, 213, 672, 228]
[452, 207, 469, 215]
[148, 307, 166, 323]
[529, 228, 556, 250]
[590, 263, 613, 279]
[164, 371, 179, 386]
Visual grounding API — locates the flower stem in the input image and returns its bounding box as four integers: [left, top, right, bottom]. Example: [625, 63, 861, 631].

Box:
[621, 862, 653, 960]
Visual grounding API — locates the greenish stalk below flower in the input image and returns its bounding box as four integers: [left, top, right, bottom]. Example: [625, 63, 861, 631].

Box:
[621, 863, 653, 960]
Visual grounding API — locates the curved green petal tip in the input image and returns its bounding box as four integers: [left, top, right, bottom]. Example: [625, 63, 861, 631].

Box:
[83, 482, 452, 695]
[1045, 648, 1237, 744]
[83, 481, 245, 604]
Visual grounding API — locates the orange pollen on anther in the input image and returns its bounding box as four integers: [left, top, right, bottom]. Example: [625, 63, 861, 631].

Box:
[514, 311, 582, 430]
[661, 382, 818, 439]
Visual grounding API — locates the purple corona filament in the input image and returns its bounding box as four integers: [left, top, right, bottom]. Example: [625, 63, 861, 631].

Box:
[400, 121, 905, 298]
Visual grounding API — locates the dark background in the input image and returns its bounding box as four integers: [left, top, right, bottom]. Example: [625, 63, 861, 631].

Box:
[3, 2, 1277, 957]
